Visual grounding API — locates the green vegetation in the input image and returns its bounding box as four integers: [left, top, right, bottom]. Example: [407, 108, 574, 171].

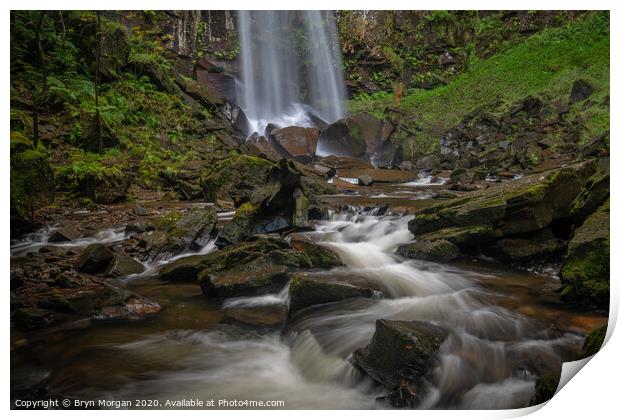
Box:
[349, 12, 610, 156]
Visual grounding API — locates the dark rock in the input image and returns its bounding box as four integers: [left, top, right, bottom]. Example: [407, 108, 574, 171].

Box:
[416, 155, 440, 171]
[246, 133, 283, 161]
[581, 324, 607, 358]
[313, 164, 337, 179]
[93, 286, 162, 322]
[105, 254, 145, 278]
[79, 172, 130, 204]
[288, 233, 342, 268]
[12, 307, 54, 330]
[352, 319, 448, 407]
[200, 265, 290, 298]
[133, 205, 148, 216]
[270, 126, 320, 163]
[222, 102, 250, 136]
[125, 219, 156, 236]
[358, 174, 374, 186]
[48, 225, 81, 243]
[317, 117, 369, 158]
[495, 228, 564, 262]
[288, 273, 379, 315]
[570, 160, 609, 223]
[560, 199, 609, 309]
[78, 244, 114, 274]
[529, 372, 560, 406]
[145, 207, 218, 260]
[570, 80, 593, 104]
[397, 240, 460, 263]
[223, 303, 287, 327]
[195, 71, 237, 103]
[399, 161, 414, 171]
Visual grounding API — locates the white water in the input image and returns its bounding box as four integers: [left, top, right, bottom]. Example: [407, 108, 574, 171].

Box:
[81, 208, 581, 409]
[237, 11, 347, 135]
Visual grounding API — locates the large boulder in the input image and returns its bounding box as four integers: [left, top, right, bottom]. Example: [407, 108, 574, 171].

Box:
[397, 239, 461, 263]
[288, 233, 342, 269]
[79, 172, 130, 204]
[78, 244, 115, 274]
[195, 71, 237, 103]
[560, 199, 609, 309]
[318, 113, 394, 161]
[144, 207, 218, 260]
[270, 126, 320, 163]
[352, 319, 448, 407]
[245, 133, 284, 162]
[200, 265, 290, 298]
[288, 273, 379, 315]
[105, 254, 145, 278]
[10, 141, 55, 234]
[409, 162, 596, 255]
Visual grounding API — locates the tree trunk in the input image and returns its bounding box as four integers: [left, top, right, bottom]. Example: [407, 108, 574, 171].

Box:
[32, 11, 48, 149]
[94, 11, 102, 152]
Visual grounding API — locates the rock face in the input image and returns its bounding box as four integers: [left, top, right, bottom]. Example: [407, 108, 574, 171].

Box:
[201, 266, 290, 298]
[560, 199, 609, 309]
[105, 254, 145, 278]
[397, 239, 460, 263]
[352, 319, 448, 407]
[270, 126, 320, 163]
[288, 233, 343, 269]
[143, 207, 218, 260]
[288, 273, 379, 315]
[409, 162, 597, 262]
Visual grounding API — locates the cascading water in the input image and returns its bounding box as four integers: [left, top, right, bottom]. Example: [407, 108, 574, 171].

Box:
[237, 11, 347, 135]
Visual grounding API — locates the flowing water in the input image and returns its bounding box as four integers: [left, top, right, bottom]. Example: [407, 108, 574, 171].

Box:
[237, 11, 347, 135]
[11, 206, 607, 409]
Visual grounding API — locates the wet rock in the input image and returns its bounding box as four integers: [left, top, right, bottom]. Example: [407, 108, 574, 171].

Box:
[125, 219, 156, 236]
[195, 71, 237, 103]
[410, 162, 597, 253]
[398, 160, 414, 171]
[200, 265, 290, 298]
[246, 133, 283, 161]
[570, 79, 593, 104]
[145, 207, 218, 260]
[78, 244, 115, 274]
[270, 126, 320, 163]
[292, 188, 310, 228]
[397, 240, 460, 263]
[12, 307, 54, 330]
[449, 168, 486, 184]
[105, 254, 145, 278]
[357, 174, 374, 186]
[495, 228, 564, 262]
[79, 172, 130, 204]
[312, 164, 336, 179]
[560, 199, 609, 309]
[415, 155, 440, 171]
[175, 179, 202, 201]
[222, 102, 250, 136]
[581, 324, 607, 358]
[288, 233, 342, 269]
[317, 118, 368, 158]
[352, 319, 448, 408]
[48, 225, 81, 243]
[93, 286, 162, 322]
[288, 273, 379, 315]
[570, 160, 609, 223]
[529, 372, 560, 406]
[223, 303, 287, 327]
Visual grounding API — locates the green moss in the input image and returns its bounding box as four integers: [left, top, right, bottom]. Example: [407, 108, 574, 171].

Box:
[582, 325, 607, 357]
[530, 372, 560, 405]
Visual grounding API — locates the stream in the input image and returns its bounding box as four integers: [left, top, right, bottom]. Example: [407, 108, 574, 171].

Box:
[10, 193, 607, 409]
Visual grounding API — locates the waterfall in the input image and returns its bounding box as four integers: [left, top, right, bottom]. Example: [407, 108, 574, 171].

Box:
[237, 11, 347, 135]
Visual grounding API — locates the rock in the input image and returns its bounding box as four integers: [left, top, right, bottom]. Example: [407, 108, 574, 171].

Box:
[175, 179, 202, 201]
[200, 266, 290, 298]
[560, 199, 609, 309]
[581, 325, 607, 358]
[78, 244, 115, 274]
[222, 102, 250, 136]
[495, 228, 564, 262]
[12, 307, 54, 330]
[288, 233, 342, 269]
[79, 172, 130, 204]
[159, 236, 311, 284]
[410, 162, 597, 253]
[145, 207, 218, 260]
[449, 168, 486, 184]
[317, 118, 368, 158]
[357, 174, 374, 186]
[105, 255, 145, 278]
[133, 205, 148, 216]
[246, 133, 283, 161]
[288, 273, 379, 315]
[93, 286, 162, 322]
[398, 160, 414, 171]
[570, 160, 609, 223]
[570, 80, 593, 104]
[10, 143, 55, 234]
[99, 26, 130, 80]
[415, 155, 441, 171]
[195, 71, 237, 103]
[270, 126, 320, 163]
[529, 372, 560, 406]
[48, 225, 81, 243]
[223, 303, 287, 327]
[397, 240, 460, 263]
[125, 219, 156, 236]
[292, 188, 310, 228]
[313, 164, 336, 179]
[352, 319, 448, 407]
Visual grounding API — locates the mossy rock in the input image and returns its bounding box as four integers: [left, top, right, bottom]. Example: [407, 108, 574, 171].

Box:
[10, 143, 55, 234]
[581, 324, 607, 357]
[78, 244, 114, 274]
[397, 239, 461, 262]
[288, 273, 378, 315]
[560, 199, 609, 309]
[494, 228, 564, 262]
[105, 254, 145, 278]
[79, 171, 130, 204]
[529, 372, 560, 406]
[570, 159, 609, 223]
[288, 233, 343, 269]
[200, 265, 290, 298]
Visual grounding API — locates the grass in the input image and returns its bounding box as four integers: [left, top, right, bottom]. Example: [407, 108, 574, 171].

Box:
[349, 11, 610, 156]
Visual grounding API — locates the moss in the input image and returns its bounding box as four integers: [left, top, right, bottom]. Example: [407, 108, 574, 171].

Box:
[530, 372, 560, 405]
[581, 325, 607, 358]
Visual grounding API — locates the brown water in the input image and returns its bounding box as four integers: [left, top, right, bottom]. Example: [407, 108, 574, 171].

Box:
[11, 188, 607, 409]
